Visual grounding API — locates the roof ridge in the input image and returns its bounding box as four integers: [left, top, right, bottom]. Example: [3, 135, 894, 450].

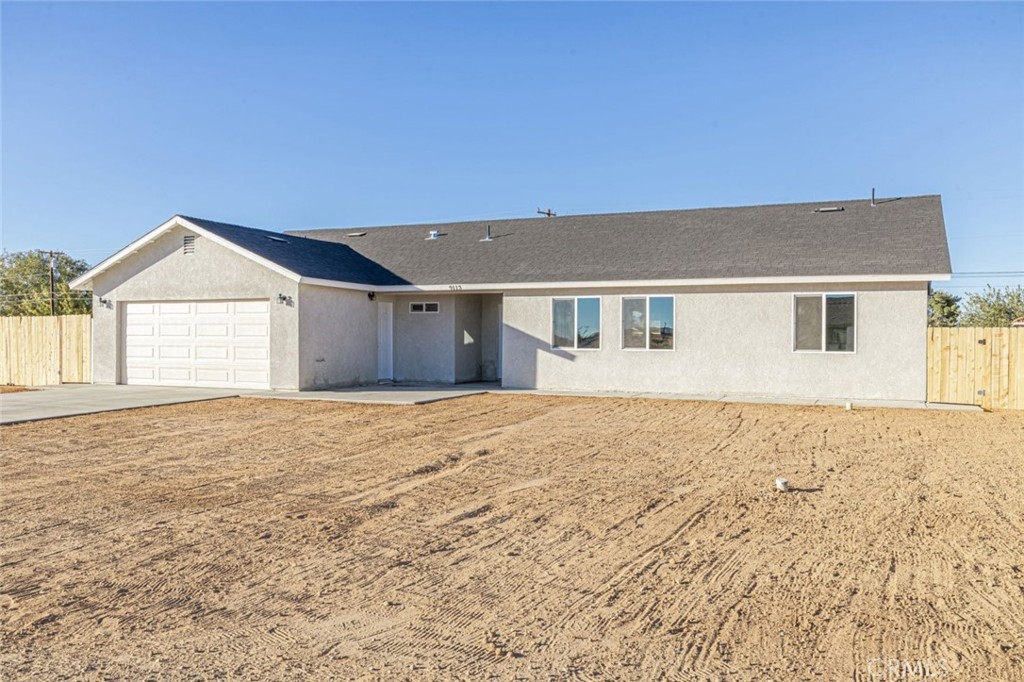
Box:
[178, 215, 266, 231]
[285, 195, 941, 234]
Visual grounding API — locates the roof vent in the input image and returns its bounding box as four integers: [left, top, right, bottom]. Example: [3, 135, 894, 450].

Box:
[426, 230, 440, 240]
[346, 232, 367, 237]
[480, 225, 493, 242]
[265, 235, 288, 243]
[183, 235, 196, 254]
[814, 206, 844, 213]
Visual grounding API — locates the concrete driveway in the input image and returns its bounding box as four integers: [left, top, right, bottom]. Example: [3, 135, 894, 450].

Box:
[0, 385, 252, 425]
[1, 383, 499, 425]
[2, 383, 977, 426]
[251, 382, 495, 406]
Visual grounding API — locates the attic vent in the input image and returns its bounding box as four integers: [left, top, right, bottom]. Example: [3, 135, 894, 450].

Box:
[814, 206, 845, 213]
[426, 230, 441, 240]
[183, 235, 196, 254]
[346, 232, 367, 237]
[265, 235, 288, 243]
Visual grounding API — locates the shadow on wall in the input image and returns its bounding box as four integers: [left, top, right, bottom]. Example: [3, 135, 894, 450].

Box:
[502, 325, 575, 388]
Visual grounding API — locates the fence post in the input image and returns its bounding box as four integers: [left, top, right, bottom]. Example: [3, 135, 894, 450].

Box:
[58, 314, 64, 384]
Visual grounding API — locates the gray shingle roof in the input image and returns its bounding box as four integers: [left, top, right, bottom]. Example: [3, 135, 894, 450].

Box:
[182, 216, 410, 285]
[188, 195, 951, 286]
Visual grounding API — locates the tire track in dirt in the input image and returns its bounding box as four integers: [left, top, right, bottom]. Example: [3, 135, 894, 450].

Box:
[2, 395, 1022, 681]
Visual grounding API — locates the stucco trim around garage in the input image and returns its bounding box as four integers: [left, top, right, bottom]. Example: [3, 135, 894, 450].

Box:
[71, 216, 302, 290]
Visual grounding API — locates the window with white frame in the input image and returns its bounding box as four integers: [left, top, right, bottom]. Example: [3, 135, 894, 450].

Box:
[793, 294, 855, 352]
[410, 302, 440, 314]
[552, 297, 601, 349]
[621, 296, 675, 350]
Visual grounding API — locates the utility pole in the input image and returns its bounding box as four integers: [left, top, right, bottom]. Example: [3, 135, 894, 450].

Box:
[48, 251, 57, 316]
[536, 208, 557, 218]
[46, 250, 64, 383]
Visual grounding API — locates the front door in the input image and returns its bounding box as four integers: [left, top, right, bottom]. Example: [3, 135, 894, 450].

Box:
[377, 302, 393, 381]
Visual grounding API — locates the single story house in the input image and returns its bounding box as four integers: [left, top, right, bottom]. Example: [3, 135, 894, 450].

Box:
[70, 195, 951, 403]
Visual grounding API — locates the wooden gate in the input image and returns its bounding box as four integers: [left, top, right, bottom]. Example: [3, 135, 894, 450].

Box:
[927, 327, 1023, 410]
[0, 315, 92, 386]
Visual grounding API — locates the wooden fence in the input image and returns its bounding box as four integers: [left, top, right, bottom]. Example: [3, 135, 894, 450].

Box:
[927, 327, 1024, 410]
[1, 315, 92, 386]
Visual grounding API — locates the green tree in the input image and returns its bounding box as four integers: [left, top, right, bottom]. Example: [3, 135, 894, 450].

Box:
[0, 251, 92, 316]
[958, 285, 1024, 327]
[927, 290, 960, 327]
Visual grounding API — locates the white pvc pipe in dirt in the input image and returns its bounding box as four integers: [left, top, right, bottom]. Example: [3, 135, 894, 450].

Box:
[775, 477, 789, 493]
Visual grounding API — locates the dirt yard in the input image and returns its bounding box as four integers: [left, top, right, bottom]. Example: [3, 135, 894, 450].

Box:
[0, 386, 30, 394]
[1, 395, 1022, 681]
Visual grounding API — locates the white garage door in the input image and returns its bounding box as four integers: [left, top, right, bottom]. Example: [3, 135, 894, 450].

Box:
[124, 300, 271, 389]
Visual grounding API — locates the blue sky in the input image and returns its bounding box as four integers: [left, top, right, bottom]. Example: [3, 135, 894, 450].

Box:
[2, 2, 1022, 295]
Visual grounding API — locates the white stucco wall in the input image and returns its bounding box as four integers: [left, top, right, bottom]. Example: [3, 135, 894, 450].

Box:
[298, 284, 379, 389]
[392, 295, 457, 383]
[88, 225, 300, 389]
[501, 282, 929, 402]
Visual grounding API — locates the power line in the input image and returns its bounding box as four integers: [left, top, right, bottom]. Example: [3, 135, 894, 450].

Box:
[948, 234, 1024, 240]
[933, 284, 1019, 288]
[950, 268, 1024, 274]
[0, 288, 92, 296]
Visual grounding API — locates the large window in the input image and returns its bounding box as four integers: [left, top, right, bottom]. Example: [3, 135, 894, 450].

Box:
[622, 296, 675, 350]
[793, 294, 855, 352]
[552, 297, 601, 349]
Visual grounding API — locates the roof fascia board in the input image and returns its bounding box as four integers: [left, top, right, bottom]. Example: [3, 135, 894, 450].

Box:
[300, 277, 378, 292]
[70, 216, 301, 290]
[299, 272, 950, 293]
